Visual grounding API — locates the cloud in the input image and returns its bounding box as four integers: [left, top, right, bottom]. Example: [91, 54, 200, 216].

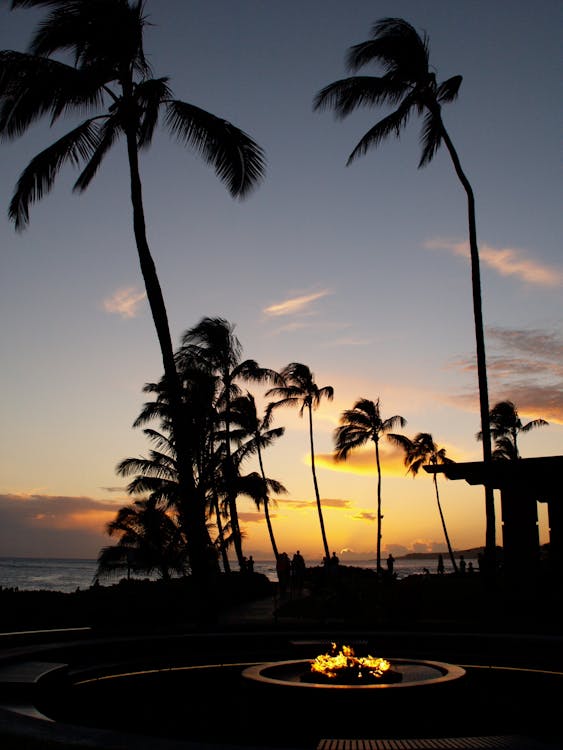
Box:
[103, 287, 147, 318]
[425, 239, 563, 287]
[263, 289, 332, 317]
[449, 325, 563, 423]
[351, 510, 376, 522]
[316, 444, 407, 477]
[0, 493, 123, 557]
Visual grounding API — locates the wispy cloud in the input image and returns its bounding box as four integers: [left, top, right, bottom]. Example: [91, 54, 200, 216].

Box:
[449, 325, 563, 423]
[103, 287, 147, 318]
[264, 289, 332, 317]
[425, 239, 562, 287]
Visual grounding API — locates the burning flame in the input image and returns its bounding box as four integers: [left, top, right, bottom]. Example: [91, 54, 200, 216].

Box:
[310, 643, 391, 680]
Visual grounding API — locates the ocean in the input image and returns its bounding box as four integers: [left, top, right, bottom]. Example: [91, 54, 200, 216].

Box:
[0, 555, 470, 593]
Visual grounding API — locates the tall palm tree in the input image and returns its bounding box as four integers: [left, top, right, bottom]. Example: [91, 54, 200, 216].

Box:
[231, 392, 286, 561]
[267, 363, 334, 562]
[334, 398, 406, 575]
[0, 1, 265, 579]
[314, 17, 496, 567]
[177, 317, 280, 569]
[388, 432, 458, 573]
[477, 400, 548, 460]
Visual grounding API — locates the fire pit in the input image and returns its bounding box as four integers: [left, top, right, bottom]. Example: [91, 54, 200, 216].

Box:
[243, 643, 465, 690]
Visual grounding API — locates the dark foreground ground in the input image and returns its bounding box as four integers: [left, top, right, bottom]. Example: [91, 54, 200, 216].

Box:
[0, 567, 561, 750]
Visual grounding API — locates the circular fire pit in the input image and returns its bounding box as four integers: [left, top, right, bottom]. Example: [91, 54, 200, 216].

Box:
[243, 657, 466, 690]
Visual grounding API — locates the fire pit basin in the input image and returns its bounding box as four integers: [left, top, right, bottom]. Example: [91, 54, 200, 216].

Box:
[243, 657, 466, 690]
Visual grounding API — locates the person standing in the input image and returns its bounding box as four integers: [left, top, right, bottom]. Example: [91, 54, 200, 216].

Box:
[386, 553, 395, 576]
[437, 553, 445, 575]
[291, 550, 306, 594]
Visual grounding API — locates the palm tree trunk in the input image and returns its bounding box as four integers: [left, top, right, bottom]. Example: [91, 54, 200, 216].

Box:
[257, 444, 280, 560]
[124, 123, 209, 579]
[434, 113, 496, 574]
[223, 401, 245, 570]
[308, 404, 330, 561]
[374, 440, 382, 577]
[433, 474, 458, 573]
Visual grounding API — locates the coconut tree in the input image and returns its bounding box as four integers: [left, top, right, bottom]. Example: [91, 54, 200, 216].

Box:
[388, 432, 458, 573]
[477, 400, 548, 460]
[177, 318, 280, 569]
[334, 398, 406, 576]
[94, 497, 188, 583]
[230, 392, 286, 561]
[0, 1, 265, 578]
[314, 17, 496, 567]
[266, 363, 334, 562]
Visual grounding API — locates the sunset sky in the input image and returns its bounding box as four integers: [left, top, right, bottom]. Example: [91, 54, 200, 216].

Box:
[0, 0, 561, 564]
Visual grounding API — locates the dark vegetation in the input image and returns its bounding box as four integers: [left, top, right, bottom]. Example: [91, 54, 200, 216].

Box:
[0, 572, 273, 633]
[1, 563, 561, 636]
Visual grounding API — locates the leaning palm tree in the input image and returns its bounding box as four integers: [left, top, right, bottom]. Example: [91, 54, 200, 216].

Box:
[0, 1, 265, 578]
[314, 17, 495, 567]
[267, 363, 334, 562]
[388, 432, 458, 573]
[334, 398, 406, 576]
[477, 400, 548, 460]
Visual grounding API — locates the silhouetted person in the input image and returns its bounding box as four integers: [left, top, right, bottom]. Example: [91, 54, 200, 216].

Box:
[291, 550, 306, 594]
[276, 552, 291, 596]
[459, 555, 466, 575]
[330, 551, 340, 568]
[386, 553, 395, 575]
[246, 555, 254, 573]
[467, 560, 474, 574]
[437, 554, 445, 575]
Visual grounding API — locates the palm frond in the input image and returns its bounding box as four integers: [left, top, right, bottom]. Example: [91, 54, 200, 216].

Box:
[0, 51, 105, 137]
[520, 418, 549, 432]
[136, 77, 171, 148]
[351, 18, 429, 79]
[418, 109, 443, 168]
[437, 75, 463, 103]
[313, 75, 407, 118]
[164, 99, 266, 199]
[346, 92, 416, 165]
[73, 112, 120, 191]
[8, 117, 102, 229]
[28, 0, 152, 79]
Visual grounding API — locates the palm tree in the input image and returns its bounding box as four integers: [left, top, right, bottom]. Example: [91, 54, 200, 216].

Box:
[334, 398, 406, 576]
[388, 432, 458, 573]
[231, 392, 286, 561]
[94, 497, 188, 583]
[477, 400, 548, 460]
[314, 17, 496, 567]
[267, 363, 334, 562]
[177, 317, 280, 569]
[0, 1, 265, 579]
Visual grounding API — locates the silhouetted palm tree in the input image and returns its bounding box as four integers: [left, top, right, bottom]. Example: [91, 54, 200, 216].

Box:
[477, 400, 548, 460]
[177, 318, 280, 569]
[388, 432, 458, 573]
[95, 497, 187, 583]
[0, 1, 265, 578]
[334, 398, 406, 575]
[231, 392, 286, 561]
[267, 363, 334, 561]
[314, 17, 495, 565]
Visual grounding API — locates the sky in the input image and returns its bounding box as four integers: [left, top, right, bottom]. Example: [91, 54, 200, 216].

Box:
[0, 0, 561, 564]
